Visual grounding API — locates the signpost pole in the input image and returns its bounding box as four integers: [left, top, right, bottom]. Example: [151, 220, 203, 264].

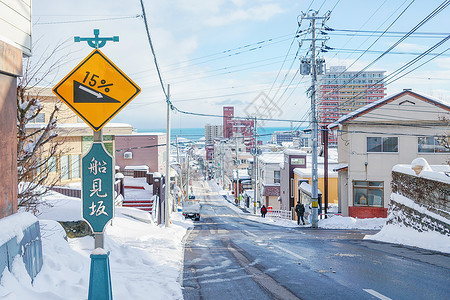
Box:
[93, 129, 104, 249]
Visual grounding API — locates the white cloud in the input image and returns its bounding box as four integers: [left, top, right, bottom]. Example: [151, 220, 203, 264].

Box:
[395, 42, 428, 52]
[206, 3, 284, 26]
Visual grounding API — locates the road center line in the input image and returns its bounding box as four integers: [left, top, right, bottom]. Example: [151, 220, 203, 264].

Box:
[363, 289, 392, 300]
[244, 230, 257, 237]
[273, 245, 306, 260]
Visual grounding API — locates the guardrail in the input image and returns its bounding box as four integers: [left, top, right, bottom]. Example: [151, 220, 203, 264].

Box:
[267, 210, 292, 220]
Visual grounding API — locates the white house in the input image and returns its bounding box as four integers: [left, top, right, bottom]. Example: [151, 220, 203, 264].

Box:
[329, 89, 449, 218]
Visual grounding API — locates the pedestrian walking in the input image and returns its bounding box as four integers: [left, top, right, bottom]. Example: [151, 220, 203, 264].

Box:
[261, 205, 267, 218]
[295, 202, 305, 225]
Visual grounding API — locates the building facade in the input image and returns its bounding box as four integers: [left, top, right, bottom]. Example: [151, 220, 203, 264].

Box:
[279, 150, 307, 210]
[205, 123, 223, 145]
[115, 133, 166, 174]
[329, 90, 450, 218]
[318, 66, 386, 146]
[258, 153, 283, 209]
[25, 87, 133, 185]
[1, 2, 32, 217]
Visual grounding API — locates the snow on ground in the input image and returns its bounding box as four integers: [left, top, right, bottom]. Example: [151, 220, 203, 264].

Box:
[364, 224, 450, 254]
[211, 180, 449, 254]
[1, 179, 448, 299]
[1, 192, 192, 300]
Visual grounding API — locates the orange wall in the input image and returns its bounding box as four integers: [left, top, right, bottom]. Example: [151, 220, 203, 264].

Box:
[293, 173, 338, 206]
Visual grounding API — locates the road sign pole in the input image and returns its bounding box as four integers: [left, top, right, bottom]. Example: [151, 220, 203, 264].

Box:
[93, 129, 104, 249]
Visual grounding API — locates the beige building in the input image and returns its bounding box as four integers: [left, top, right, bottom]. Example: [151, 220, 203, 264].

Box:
[205, 124, 223, 145]
[329, 90, 449, 218]
[26, 87, 132, 185]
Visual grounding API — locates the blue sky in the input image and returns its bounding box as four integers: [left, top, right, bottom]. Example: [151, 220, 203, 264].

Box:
[32, 0, 450, 130]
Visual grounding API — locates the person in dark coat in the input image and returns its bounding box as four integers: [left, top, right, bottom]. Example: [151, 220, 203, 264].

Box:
[261, 205, 267, 218]
[295, 202, 305, 225]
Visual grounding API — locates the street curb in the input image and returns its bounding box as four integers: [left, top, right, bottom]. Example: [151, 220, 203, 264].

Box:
[178, 226, 194, 286]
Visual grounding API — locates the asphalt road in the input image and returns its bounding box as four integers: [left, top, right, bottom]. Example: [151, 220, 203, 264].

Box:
[182, 180, 450, 300]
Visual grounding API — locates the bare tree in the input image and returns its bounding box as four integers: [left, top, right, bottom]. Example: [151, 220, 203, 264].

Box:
[16, 42, 73, 213]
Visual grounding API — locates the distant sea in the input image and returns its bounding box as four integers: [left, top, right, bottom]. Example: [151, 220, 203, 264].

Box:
[136, 127, 300, 144]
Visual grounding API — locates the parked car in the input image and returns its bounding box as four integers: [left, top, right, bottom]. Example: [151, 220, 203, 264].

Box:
[182, 200, 200, 221]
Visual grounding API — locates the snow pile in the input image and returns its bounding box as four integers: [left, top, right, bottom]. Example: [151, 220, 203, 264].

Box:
[365, 193, 450, 254]
[318, 215, 386, 230]
[0, 212, 38, 245]
[1, 192, 191, 299]
[365, 224, 450, 254]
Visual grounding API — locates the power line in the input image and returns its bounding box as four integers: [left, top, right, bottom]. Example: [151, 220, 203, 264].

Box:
[319, 0, 449, 108]
[338, 36, 450, 108]
[139, 0, 171, 106]
[34, 15, 142, 25]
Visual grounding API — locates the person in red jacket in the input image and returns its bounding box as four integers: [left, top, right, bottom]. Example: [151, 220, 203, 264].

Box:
[261, 205, 267, 218]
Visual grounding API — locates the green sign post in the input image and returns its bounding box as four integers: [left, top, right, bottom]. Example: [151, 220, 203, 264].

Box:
[82, 142, 114, 233]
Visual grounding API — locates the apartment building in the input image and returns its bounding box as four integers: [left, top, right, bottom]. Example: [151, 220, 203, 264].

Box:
[318, 66, 386, 146]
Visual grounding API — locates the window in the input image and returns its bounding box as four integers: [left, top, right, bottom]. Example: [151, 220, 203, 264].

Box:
[48, 156, 57, 173]
[83, 135, 114, 155]
[418, 136, 449, 153]
[274, 171, 280, 184]
[61, 155, 70, 180]
[353, 181, 384, 207]
[60, 155, 81, 180]
[367, 137, 398, 152]
[71, 155, 81, 178]
[35, 113, 45, 123]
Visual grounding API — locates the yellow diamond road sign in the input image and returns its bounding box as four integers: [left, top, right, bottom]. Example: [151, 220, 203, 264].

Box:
[52, 49, 141, 131]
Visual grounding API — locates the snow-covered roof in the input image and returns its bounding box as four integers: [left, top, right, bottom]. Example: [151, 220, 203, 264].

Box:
[258, 152, 284, 164]
[124, 165, 149, 171]
[299, 182, 322, 195]
[117, 132, 166, 136]
[284, 149, 307, 155]
[26, 122, 132, 129]
[329, 90, 450, 129]
[294, 167, 338, 178]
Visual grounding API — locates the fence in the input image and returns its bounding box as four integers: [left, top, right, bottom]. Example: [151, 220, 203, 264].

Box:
[267, 210, 292, 220]
[50, 179, 123, 200]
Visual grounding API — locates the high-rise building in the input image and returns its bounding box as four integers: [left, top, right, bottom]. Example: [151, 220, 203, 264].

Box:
[318, 66, 386, 146]
[205, 124, 223, 145]
[222, 106, 255, 151]
[223, 106, 234, 138]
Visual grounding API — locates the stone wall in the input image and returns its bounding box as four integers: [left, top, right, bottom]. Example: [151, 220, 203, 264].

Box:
[391, 171, 450, 220]
[389, 171, 450, 236]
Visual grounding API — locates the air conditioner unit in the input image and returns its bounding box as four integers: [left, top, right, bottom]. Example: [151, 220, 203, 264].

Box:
[124, 152, 133, 159]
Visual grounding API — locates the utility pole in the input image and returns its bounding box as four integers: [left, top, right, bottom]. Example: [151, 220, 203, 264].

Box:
[176, 135, 182, 207]
[164, 84, 171, 227]
[235, 137, 240, 206]
[322, 125, 329, 218]
[221, 141, 225, 189]
[253, 117, 258, 214]
[300, 10, 329, 228]
[186, 154, 190, 198]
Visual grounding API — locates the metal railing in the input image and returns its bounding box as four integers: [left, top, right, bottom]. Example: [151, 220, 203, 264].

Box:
[267, 209, 292, 220]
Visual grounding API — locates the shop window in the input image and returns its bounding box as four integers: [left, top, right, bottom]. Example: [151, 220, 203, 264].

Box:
[353, 181, 383, 207]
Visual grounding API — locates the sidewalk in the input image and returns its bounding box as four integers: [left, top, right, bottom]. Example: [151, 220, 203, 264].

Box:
[207, 180, 251, 214]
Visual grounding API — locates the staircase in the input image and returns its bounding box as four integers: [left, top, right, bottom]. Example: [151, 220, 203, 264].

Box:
[122, 198, 154, 213]
[122, 186, 154, 214]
